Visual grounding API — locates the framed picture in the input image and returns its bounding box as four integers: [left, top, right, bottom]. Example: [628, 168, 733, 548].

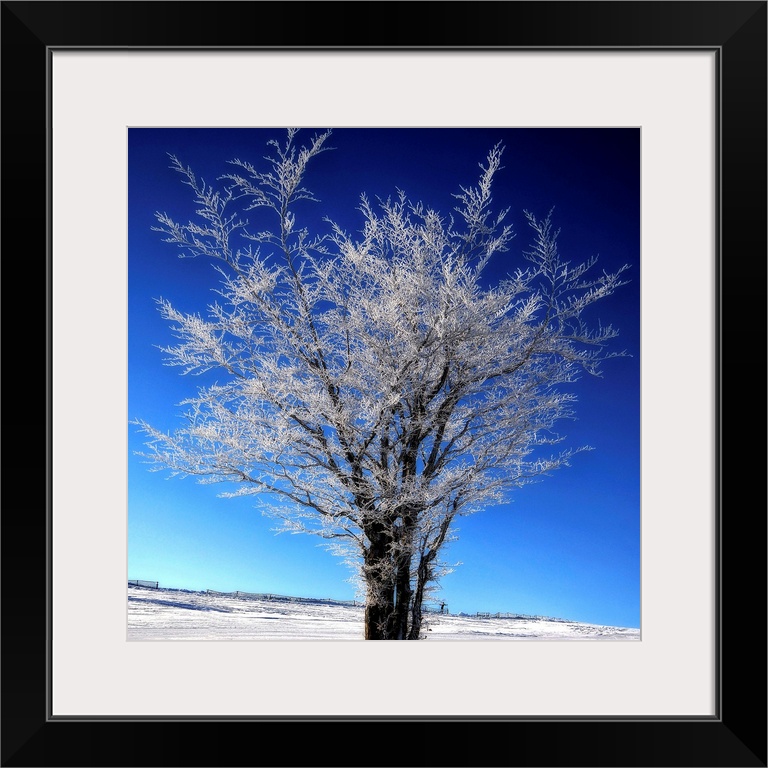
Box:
[6, 1, 764, 765]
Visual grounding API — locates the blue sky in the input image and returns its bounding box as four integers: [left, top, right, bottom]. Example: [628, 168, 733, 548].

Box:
[128, 127, 640, 629]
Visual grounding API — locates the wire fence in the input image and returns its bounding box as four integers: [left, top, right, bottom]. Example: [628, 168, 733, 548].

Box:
[206, 590, 450, 612]
[129, 581, 564, 620]
[473, 611, 568, 622]
[206, 589, 360, 606]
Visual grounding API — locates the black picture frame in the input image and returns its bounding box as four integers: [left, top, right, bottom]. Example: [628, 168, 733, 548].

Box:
[3, 2, 765, 766]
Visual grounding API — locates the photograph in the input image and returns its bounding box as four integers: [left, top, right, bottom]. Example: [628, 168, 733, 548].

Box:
[127, 127, 641, 642]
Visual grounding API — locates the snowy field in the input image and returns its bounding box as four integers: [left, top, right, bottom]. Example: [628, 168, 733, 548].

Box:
[128, 586, 640, 641]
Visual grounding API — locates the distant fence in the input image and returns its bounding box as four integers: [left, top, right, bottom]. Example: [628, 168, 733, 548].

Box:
[207, 590, 359, 607]
[474, 611, 567, 622]
[204, 590, 453, 613]
[130, 582, 560, 619]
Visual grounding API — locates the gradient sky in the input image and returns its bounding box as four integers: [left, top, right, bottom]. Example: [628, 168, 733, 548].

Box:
[128, 127, 640, 629]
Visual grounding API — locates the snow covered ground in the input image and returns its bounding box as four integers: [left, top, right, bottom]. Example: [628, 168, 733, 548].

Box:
[127, 585, 640, 641]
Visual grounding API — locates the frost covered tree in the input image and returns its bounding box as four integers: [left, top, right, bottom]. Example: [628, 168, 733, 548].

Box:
[134, 129, 629, 640]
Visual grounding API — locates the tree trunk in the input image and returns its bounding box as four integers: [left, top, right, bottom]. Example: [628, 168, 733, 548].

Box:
[389, 551, 413, 639]
[365, 600, 391, 640]
[407, 551, 432, 640]
[363, 527, 394, 640]
[363, 518, 425, 640]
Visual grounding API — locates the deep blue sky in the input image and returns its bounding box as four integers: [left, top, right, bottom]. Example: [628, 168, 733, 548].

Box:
[128, 127, 640, 628]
